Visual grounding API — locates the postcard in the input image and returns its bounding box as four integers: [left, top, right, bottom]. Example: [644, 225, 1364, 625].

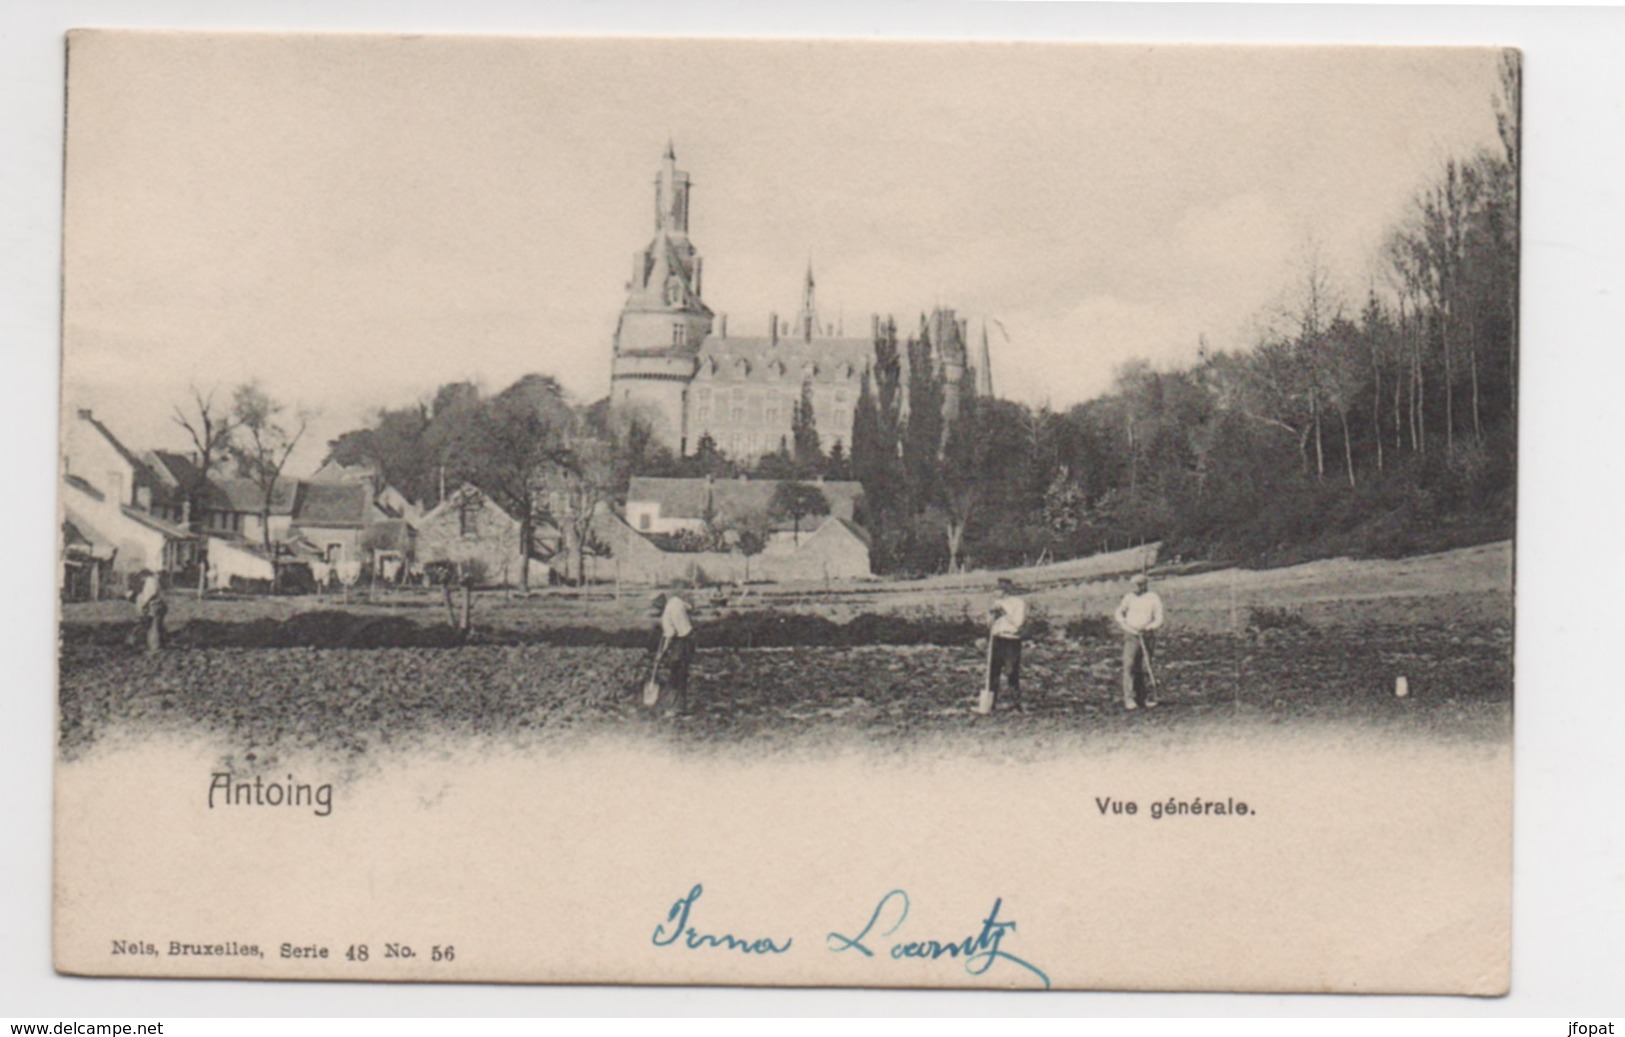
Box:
[55, 31, 1515, 992]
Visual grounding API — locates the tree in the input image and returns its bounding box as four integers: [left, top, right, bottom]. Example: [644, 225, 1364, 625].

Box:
[791, 377, 822, 475]
[768, 481, 830, 545]
[172, 386, 236, 597]
[687, 431, 736, 478]
[229, 382, 307, 591]
[172, 386, 235, 529]
[899, 330, 943, 512]
[825, 439, 849, 480]
[754, 437, 797, 480]
[441, 377, 572, 591]
[326, 403, 434, 503]
[722, 509, 772, 582]
[556, 436, 618, 586]
[937, 393, 1027, 572]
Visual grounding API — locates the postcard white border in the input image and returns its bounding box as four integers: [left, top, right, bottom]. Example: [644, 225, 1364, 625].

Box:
[6, 0, 1625, 1018]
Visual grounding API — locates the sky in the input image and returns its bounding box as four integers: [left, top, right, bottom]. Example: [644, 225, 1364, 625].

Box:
[60, 34, 1508, 475]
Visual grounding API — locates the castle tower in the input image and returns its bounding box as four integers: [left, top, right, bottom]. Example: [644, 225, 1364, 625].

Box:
[610, 143, 714, 453]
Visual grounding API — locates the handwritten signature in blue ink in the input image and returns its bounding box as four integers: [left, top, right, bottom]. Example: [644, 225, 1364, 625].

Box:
[827, 889, 1051, 989]
[651, 883, 793, 955]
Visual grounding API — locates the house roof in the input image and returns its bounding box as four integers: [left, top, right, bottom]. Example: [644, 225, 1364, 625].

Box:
[78, 412, 161, 485]
[293, 481, 369, 528]
[627, 476, 864, 531]
[61, 507, 116, 557]
[365, 518, 414, 552]
[417, 483, 514, 527]
[147, 450, 206, 489]
[211, 476, 299, 515]
[63, 474, 105, 502]
[119, 506, 197, 539]
[828, 516, 873, 548]
[310, 459, 377, 484]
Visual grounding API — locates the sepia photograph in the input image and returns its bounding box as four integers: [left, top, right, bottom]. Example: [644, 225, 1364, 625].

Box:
[52, 31, 1517, 993]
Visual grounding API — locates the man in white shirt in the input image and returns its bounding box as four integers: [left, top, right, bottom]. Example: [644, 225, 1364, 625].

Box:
[1115, 572, 1164, 709]
[986, 577, 1027, 710]
[651, 590, 696, 713]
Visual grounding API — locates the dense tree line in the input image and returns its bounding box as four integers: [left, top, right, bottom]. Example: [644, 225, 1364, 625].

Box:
[834, 57, 1519, 573]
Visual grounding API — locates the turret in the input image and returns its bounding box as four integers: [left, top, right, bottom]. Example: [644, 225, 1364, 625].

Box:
[611, 143, 715, 453]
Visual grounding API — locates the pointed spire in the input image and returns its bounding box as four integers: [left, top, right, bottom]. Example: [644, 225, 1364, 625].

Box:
[665, 138, 676, 161]
[799, 258, 818, 342]
[976, 319, 995, 398]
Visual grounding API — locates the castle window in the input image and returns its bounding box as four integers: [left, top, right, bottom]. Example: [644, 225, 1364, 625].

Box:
[672, 325, 687, 346]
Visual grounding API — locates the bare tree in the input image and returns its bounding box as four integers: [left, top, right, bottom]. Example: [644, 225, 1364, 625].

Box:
[172, 385, 235, 597]
[556, 436, 618, 587]
[230, 382, 307, 592]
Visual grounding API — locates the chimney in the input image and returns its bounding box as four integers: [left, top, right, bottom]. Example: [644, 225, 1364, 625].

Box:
[694, 256, 704, 297]
[719, 313, 727, 338]
[871, 314, 880, 339]
[770, 312, 778, 346]
[78, 408, 92, 420]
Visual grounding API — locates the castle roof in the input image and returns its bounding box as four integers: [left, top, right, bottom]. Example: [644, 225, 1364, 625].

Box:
[694, 336, 871, 385]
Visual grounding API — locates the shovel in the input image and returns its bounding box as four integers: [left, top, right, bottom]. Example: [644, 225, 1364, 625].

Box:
[974, 623, 996, 715]
[643, 637, 668, 707]
[1137, 633, 1159, 705]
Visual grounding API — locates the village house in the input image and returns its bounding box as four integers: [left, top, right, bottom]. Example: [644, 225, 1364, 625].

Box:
[197, 478, 410, 588]
[61, 409, 421, 596]
[59, 411, 198, 595]
[60, 473, 197, 594]
[310, 459, 421, 523]
[62, 409, 182, 522]
[414, 483, 559, 587]
[289, 481, 373, 565]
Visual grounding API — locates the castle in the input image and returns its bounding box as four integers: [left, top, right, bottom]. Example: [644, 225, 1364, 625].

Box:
[609, 145, 993, 460]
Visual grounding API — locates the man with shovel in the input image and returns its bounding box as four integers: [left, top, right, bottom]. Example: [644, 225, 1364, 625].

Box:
[647, 589, 696, 715]
[982, 577, 1028, 713]
[1115, 572, 1164, 710]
